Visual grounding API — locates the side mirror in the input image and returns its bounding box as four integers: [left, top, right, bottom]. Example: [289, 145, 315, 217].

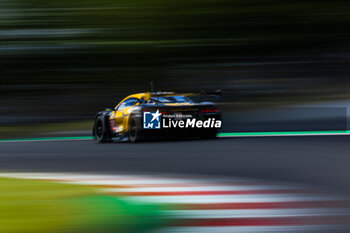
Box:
[214, 89, 222, 96]
[105, 107, 114, 111]
[200, 89, 222, 96]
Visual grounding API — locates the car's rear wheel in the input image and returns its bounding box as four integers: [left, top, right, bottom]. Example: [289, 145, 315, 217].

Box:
[93, 116, 111, 143]
[128, 117, 143, 142]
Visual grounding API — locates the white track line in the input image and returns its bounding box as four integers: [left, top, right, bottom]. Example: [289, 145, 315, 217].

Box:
[0, 173, 309, 191]
[101, 185, 305, 193]
[164, 208, 350, 218]
[0, 173, 243, 183]
[122, 194, 342, 204]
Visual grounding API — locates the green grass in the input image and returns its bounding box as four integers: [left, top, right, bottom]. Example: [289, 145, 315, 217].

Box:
[0, 120, 93, 139]
[0, 177, 168, 233]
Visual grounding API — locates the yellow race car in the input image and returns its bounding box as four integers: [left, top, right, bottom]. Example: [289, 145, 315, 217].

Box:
[93, 91, 221, 142]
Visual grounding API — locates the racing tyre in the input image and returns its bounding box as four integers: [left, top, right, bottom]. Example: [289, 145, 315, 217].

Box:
[93, 116, 111, 143]
[128, 117, 143, 142]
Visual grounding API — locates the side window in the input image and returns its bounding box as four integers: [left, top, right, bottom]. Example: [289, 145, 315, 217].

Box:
[116, 98, 139, 111]
[126, 98, 138, 107]
[116, 100, 128, 111]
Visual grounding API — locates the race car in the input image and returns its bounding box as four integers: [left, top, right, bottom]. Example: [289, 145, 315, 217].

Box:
[93, 91, 221, 142]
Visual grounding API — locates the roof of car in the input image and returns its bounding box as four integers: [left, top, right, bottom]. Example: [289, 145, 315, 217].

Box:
[124, 92, 195, 102]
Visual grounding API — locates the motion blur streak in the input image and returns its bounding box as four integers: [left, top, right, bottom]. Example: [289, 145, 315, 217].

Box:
[1, 0, 350, 130]
[151, 226, 350, 233]
[1, 172, 350, 233]
[1, 0, 350, 232]
[2, 129, 350, 143]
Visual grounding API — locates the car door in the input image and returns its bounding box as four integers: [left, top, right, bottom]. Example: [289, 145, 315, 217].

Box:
[114, 98, 139, 133]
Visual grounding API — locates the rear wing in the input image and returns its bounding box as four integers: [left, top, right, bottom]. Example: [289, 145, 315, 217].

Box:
[149, 91, 175, 96]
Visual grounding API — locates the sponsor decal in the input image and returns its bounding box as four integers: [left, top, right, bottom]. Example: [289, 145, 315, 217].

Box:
[143, 110, 162, 129]
[143, 109, 221, 129]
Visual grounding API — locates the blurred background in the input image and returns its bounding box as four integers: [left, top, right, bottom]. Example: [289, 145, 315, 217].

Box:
[1, 0, 350, 137]
[2, 2, 350, 232]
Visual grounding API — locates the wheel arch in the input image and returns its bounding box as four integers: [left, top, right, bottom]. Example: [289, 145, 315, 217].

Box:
[93, 111, 112, 141]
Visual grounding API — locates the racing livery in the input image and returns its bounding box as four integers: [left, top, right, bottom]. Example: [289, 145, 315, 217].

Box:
[93, 91, 221, 142]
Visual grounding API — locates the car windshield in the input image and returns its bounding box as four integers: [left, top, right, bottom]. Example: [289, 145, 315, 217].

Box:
[150, 96, 192, 103]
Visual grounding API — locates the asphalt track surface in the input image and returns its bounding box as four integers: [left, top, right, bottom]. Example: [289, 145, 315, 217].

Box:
[1, 135, 350, 195]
